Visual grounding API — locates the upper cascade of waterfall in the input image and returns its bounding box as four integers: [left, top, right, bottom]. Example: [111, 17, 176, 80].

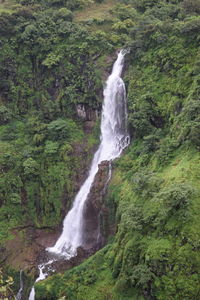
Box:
[46, 49, 129, 258]
[110, 50, 125, 77]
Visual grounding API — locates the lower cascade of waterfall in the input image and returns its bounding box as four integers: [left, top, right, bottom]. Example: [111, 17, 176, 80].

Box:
[28, 49, 130, 300]
[16, 270, 23, 300]
[29, 263, 52, 300]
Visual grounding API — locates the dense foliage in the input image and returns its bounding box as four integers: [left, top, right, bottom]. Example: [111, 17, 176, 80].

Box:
[0, 0, 200, 298]
[0, 0, 114, 242]
[0, 268, 14, 299]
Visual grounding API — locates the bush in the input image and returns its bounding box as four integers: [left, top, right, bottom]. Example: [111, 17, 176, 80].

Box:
[128, 92, 164, 138]
[22, 158, 39, 178]
[180, 16, 200, 35]
[142, 130, 162, 153]
[159, 183, 194, 210]
[0, 106, 11, 125]
[54, 8, 73, 21]
[44, 141, 59, 155]
[177, 99, 200, 147]
[131, 264, 155, 289]
[182, 0, 200, 14]
[0, 269, 14, 299]
[114, 277, 128, 293]
[47, 118, 80, 141]
[156, 137, 179, 165]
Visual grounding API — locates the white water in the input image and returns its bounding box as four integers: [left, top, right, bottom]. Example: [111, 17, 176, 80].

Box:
[16, 270, 23, 300]
[29, 261, 53, 300]
[28, 49, 129, 300]
[47, 49, 129, 258]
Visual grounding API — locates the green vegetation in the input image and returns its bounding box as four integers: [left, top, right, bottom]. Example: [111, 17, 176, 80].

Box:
[36, 246, 145, 299]
[0, 0, 20, 14]
[0, 0, 200, 298]
[0, 0, 111, 242]
[74, 0, 116, 22]
[0, 268, 15, 299]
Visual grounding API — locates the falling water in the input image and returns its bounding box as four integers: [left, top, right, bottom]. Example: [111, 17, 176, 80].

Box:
[29, 264, 48, 300]
[16, 270, 23, 300]
[29, 49, 129, 299]
[47, 49, 129, 258]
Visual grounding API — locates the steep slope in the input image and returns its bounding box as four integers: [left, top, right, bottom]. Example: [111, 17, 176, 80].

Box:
[0, 0, 200, 299]
[35, 0, 200, 299]
[0, 0, 115, 294]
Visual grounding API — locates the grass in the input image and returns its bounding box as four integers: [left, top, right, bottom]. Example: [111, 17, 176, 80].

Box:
[74, 0, 116, 22]
[0, 0, 20, 14]
[160, 146, 200, 186]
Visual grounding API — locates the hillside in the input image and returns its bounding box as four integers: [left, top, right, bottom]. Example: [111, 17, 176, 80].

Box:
[0, 0, 200, 299]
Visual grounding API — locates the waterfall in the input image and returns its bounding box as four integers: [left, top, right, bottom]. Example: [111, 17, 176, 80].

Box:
[16, 270, 23, 300]
[29, 264, 48, 300]
[28, 49, 129, 300]
[47, 49, 129, 258]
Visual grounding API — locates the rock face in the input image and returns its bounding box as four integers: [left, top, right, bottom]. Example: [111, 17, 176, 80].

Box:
[76, 103, 100, 122]
[4, 227, 60, 275]
[82, 160, 110, 251]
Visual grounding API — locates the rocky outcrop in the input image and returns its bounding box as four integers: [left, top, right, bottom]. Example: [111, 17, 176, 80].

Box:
[76, 103, 100, 122]
[4, 227, 59, 275]
[82, 160, 110, 251]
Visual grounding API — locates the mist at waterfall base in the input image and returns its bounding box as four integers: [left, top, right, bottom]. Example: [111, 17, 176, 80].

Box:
[28, 49, 129, 300]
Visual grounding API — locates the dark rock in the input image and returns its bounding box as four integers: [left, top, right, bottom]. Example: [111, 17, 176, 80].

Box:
[82, 160, 110, 251]
[76, 103, 100, 122]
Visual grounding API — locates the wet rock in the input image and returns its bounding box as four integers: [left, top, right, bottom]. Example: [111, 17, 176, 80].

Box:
[35, 246, 90, 278]
[3, 227, 59, 274]
[76, 104, 87, 119]
[82, 160, 110, 251]
[76, 103, 100, 122]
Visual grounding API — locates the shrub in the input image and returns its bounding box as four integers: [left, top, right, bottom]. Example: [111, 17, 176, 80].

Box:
[54, 8, 73, 21]
[177, 99, 200, 147]
[182, 0, 200, 14]
[180, 16, 200, 35]
[47, 118, 81, 141]
[131, 264, 155, 289]
[0, 106, 11, 125]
